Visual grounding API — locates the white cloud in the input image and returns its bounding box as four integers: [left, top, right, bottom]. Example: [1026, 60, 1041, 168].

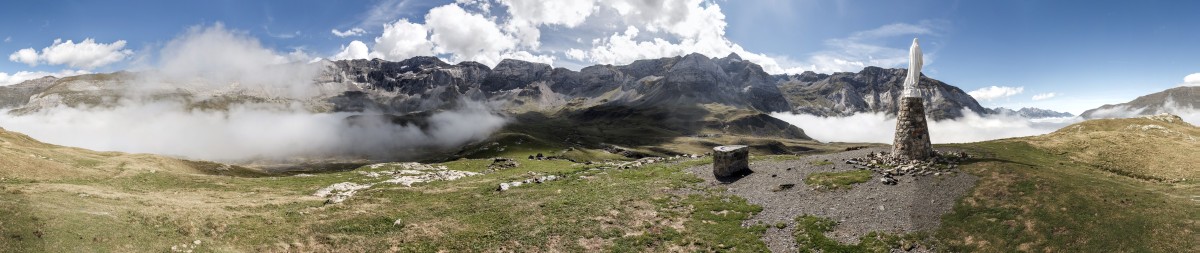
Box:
[360, 0, 416, 29]
[849, 22, 935, 40]
[426, 4, 518, 66]
[563, 1, 794, 73]
[3, 36, 10, 42]
[331, 27, 367, 37]
[0, 23, 511, 162]
[8, 38, 133, 69]
[8, 48, 38, 66]
[333, 40, 371, 60]
[968, 86, 1024, 101]
[148, 23, 324, 98]
[0, 69, 90, 86]
[331, 1, 788, 71]
[500, 0, 597, 48]
[1183, 73, 1200, 86]
[0, 100, 507, 162]
[1032, 92, 1057, 101]
[770, 110, 1082, 144]
[371, 19, 434, 61]
[795, 20, 945, 73]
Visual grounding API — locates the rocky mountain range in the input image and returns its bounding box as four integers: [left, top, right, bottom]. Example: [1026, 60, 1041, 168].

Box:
[318, 53, 792, 115]
[0, 53, 1002, 153]
[776, 67, 987, 120]
[1080, 86, 1200, 119]
[987, 107, 1075, 118]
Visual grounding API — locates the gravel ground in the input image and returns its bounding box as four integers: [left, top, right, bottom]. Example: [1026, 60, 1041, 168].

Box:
[684, 147, 978, 253]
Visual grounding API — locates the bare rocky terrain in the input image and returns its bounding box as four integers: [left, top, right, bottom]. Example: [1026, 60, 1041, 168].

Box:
[686, 147, 978, 253]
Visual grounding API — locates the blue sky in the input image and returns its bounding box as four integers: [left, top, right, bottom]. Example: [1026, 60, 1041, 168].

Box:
[2, 0, 1198, 114]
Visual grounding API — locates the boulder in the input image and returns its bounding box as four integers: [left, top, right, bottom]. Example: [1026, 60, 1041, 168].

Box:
[712, 145, 750, 177]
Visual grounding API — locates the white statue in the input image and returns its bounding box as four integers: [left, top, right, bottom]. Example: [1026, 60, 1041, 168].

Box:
[902, 38, 923, 98]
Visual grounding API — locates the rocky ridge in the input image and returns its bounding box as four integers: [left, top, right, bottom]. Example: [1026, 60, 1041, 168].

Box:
[776, 67, 987, 120]
[1080, 86, 1200, 119]
[988, 107, 1075, 118]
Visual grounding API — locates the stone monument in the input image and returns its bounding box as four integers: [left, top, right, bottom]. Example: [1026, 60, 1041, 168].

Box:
[712, 145, 749, 177]
[892, 38, 933, 161]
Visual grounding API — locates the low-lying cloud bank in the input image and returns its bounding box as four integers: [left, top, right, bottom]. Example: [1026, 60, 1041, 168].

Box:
[0, 101, 506, 162]
[770, 110, 1082, 144]
[0, 24, 508, 163]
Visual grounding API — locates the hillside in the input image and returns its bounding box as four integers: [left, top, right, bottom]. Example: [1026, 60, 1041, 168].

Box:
[1020, 113, 1198, 181]
[934, 116, 1199, 252]
[987, 107, 1075, 118]
[1081, 86, 1200, 119]
[0, 126, 262, 180]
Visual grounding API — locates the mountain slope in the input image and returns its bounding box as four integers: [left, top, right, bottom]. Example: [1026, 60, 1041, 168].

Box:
[1080, 86, 1200, 119]
[987, 107, 1075, 118]
[776, 67, 987, 120]
[1020, 113, 1197, 181]
[0, 126, 263, 181]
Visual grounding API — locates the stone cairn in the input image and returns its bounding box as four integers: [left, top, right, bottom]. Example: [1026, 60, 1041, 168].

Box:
[892, 97, 933, 161]
[846, 150, 969, 185]
[712, 145, 750, 178]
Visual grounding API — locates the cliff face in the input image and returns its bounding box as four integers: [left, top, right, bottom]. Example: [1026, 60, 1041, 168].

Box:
[776, 67, 987, 120]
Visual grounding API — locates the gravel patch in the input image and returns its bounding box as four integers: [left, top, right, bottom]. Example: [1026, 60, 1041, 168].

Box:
[685, 147, 977, 253]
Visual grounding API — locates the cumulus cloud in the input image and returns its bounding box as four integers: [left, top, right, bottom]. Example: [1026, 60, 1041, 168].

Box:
[333, 40, 371, 60]
[330, 1, 946, 74]
[336, 0, 786, 71]
[0, 69, 90, 86]
[770, 110, 1081, 144]
[426, 4, 518, 66]
[500, 0, 597, 48]
[968, 86, 1024, 101]
[371, 19, 434, 61]
[1183, 73, 1200, 86]
[561, 0, 796, 73]
[1032, 92, 1056, 101]
[7, 38, 133, 69]
[331, 27, 367, 37]
[8, 48, 38, 66]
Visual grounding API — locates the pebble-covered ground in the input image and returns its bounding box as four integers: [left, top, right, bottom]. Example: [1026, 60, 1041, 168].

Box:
[685, 147, 978, 253]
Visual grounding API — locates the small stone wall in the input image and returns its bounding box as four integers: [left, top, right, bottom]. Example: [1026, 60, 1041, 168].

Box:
[713, 145, 750, 177]
[892, 97, 933, 161]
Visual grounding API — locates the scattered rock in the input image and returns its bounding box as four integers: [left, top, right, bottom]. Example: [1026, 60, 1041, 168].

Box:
[497, 174, 562, 191]
[487, 157, 520, 172]
[880, 176, 898, 185]
[313, 182, 373, 204]
[771, 183, 796, 192]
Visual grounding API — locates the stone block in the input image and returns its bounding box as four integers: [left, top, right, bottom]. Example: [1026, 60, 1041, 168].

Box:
[713, 145, 750, 177]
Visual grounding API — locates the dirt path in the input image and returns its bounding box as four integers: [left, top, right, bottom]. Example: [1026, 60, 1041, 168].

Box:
[685, 147, 977, 253]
